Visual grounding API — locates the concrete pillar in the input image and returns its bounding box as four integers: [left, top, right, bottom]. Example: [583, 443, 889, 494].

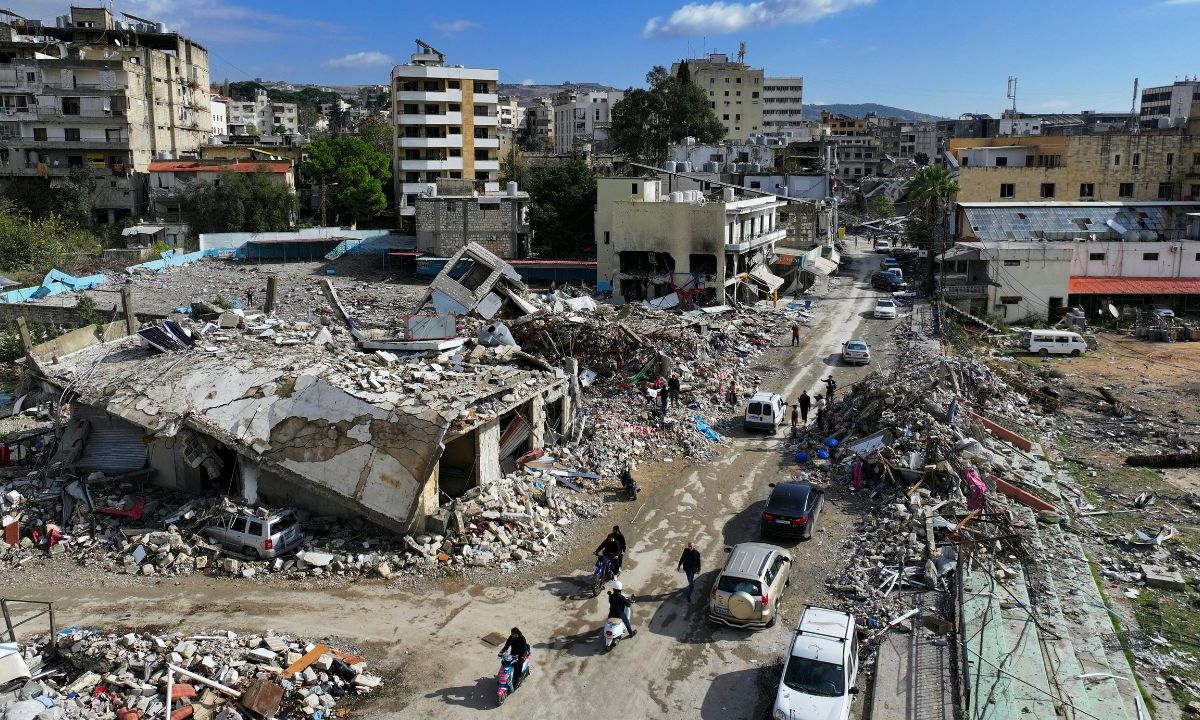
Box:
[265, 274, 278, 314]
[14, 317, 32, 353]
[240, 461, 260, 504]
[476, 418, 501, 487]
[120, 285, 137, 335]
[529, 395, 545, 450]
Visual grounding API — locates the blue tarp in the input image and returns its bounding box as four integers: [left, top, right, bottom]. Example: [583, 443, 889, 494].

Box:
[0, 268, 107, 304]
[125, 248, 211, 274]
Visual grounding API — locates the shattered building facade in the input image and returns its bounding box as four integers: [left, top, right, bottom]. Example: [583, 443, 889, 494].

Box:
[414, 178, 531, 258]
[594, 176, 788, 303]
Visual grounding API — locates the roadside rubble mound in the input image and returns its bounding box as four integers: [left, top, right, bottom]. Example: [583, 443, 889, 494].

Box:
[0, 629, 379, 719]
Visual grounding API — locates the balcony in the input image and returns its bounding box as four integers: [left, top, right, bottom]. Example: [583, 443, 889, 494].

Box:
[939, 284, 988, 299]
[398, 158, 464, 171]
[472, 137, 500, 149]
[472, 93, 499, 105]
[728, 227, 787, 253]
[18, 137, 129, 149]
[396, 90, 462, 103]
[397, 134, 464, 148]
[474, 160, 500, 171]
[472, 114, 499, 127]
[398, 112, 462, 126]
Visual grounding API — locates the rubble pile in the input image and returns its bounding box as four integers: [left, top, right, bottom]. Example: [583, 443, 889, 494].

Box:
[0, 629, 379, 719]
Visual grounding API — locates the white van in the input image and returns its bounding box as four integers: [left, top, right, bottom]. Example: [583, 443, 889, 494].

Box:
[1022, 330, 1087, 357]
[745, 392, 788, 432]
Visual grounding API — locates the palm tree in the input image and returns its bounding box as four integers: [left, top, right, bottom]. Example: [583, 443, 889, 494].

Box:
[905, 165, 961, 293]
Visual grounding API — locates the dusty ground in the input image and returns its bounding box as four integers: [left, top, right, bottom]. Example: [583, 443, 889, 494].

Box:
[1000, 332, 1200, 718]
[6, 244, 897, 718]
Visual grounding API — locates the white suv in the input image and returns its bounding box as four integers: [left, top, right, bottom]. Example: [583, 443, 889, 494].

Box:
[772, 605, 860, 720]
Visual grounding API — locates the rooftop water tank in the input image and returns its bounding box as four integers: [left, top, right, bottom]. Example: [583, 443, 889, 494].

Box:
[750, 163, 762, 173]
[669, 191, 684, 203]
[723, 187, 736, 202]
[507, 181, 518, 196]
[680, 161, 692, 173]
[664, 160, 677, 173]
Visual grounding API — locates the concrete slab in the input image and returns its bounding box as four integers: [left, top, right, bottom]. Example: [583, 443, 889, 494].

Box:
[869, 633, 909, 720]
[1142, 564, 1187, 591]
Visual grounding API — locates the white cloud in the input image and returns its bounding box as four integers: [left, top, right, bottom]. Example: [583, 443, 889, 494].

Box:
[520, 78, 536, 86]
[644, 0, 872, 37]
[1164, 0, 1200, 5]
[324, 51, 395, 70]
[432, 19, 479, 36]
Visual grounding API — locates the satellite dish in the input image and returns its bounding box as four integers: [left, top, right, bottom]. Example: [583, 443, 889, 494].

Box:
[1108, 303, 1118, 319]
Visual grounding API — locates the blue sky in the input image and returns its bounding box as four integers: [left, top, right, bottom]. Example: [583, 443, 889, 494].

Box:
[12, 0, 1200, 116]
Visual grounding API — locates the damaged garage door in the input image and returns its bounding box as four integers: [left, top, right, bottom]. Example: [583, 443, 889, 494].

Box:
[71, 405, 148, 474]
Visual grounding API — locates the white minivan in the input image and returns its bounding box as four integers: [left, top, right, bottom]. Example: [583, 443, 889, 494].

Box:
[1022, 330, 1087, 357]
[745, 392, 788, 432]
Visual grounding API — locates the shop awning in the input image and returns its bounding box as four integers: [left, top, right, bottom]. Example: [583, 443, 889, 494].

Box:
[803, 256, 838, 276]
[1068, 277, 1200, 295]
[748, 265, 785, 291]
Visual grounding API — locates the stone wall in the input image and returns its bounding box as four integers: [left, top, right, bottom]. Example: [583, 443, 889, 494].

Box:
[415, 196, 526, 257]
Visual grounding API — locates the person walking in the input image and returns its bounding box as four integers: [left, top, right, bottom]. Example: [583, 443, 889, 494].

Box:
[790, 322, 801, 347]
[727, 379, 739, 409]
[790, 404, 799, 434]
[798, 391, 811, 425]
[816, 405, 827, 434]
[822, 375, 838, 403]
[668, 373, 681, 405]
[677, 542, 702, 600]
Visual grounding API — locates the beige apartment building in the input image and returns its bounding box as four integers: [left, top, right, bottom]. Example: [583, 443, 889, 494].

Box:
[0, 6, 211, 224]
[671, 54, 763, 140]
[949, 133, 1200, 203]
[391, 40, 499, 226]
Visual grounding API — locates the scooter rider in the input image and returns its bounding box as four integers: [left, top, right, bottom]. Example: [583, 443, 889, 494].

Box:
[498, 627, 530, 691]
[608, 581, 636, 637]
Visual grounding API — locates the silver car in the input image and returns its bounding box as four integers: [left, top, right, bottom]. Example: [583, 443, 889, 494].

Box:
[708, 542, 792, 629]
[203, 508, 303, 559]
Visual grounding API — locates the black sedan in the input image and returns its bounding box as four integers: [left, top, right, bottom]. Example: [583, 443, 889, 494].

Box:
[760, 482, 825, 539]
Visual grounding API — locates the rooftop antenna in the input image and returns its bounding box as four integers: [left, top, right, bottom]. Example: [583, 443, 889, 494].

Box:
[1006, 76, 1018, 116]
[737, 41, 746, 64]
[1129, 77, 1139, 134]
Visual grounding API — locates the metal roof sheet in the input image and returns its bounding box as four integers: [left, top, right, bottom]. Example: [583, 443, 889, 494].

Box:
[1068, 276, 1200, 294]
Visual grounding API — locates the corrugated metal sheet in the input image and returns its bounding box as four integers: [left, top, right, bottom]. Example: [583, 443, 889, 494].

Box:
[1068, 276, 1200, 295]
[72, 405, 148, 474]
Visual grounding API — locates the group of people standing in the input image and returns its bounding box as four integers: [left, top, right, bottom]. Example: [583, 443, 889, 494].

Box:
[789, 376, 838, 433]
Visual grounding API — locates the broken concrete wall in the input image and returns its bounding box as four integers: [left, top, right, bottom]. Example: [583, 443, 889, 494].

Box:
[475, 417, 502, 489]
[146, 434, 207, 494]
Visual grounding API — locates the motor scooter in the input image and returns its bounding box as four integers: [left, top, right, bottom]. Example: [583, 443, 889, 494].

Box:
[495, 651, 530, 705]
[619, 468, 639, 500]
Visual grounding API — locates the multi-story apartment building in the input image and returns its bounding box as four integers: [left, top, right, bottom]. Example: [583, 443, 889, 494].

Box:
[762, 77, 803, 132]
[822, 111, 872, 138]
[526, 97, 554, 151]
[948, 133, 1200, 203]
[498, 95, 521, 129]
[552, 90, 624, 155]
[671, 54, 764, 140]
[0, 6, 210, 224]
[210, 95, 228, 138]
[833, 137, 881, 180]
[226, 89, 298, 137]
[391, 40, 499, 224]
[1140, 79, 1199, 130]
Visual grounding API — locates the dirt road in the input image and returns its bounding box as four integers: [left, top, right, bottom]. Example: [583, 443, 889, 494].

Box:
[12, 244, 897, 719]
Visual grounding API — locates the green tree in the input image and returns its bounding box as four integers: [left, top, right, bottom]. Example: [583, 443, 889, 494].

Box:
[906, 164, 961, 292]
[0, 198, 98, 274]
[272, 124, 289, 135]
[180, 170, 298, 234]
[56, 168, 96, 229]
[914, 151, 930, 166]
[500, 146, 529, 187]
[871, 194, 896, 219]
[610, 65, 725, 165]
[677, 59, 691, 84]
[525, 159, 596, 258]
[356, 115, 392, 156]
[302, 136, 391, 226]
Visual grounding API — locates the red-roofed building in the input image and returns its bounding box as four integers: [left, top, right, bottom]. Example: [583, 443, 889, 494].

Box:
[147, 159, 295, 223]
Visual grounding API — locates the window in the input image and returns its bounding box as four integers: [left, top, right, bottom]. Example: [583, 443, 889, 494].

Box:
[448, 148, 461, 157]
[1000, 296, 1021, 304]
[722, 114, 729, 120]
[1040, 183, 1055, 198]
[1119, 182, 1134, 198]
[994, 156, 1008, 167]
[61, 97, 79, 115]
[999, 183, 1014, 198]
[1194, 153, 1200, 166]
[231, 518, 248, 534]
[1143, 252, 1159, 261]
[1132, 152, 1140, 167]
[751, 91, 759, 98]
[474, 149, 490, 160]
[1166, 152, 1174, 166]
[604, 231, 610, 245]
[1079, 183, 1095, 198]
[724, 91, 729, 97]
[1190, 184, 1200, 198]
[1158, 182, 1176, 200]
[247, 520, 263, 537]
[736, 77, 742, 83]
[474, 128, 489, 139]
[631, 183, 639, 195]
[1088, 252, 1106, 261]
[33, 127, 46, 141]
[447, 80, 460, 89]
[1003, 259, 1021, 267]
[64, 128, 80, 141]
[1113, 154, 1121, 166]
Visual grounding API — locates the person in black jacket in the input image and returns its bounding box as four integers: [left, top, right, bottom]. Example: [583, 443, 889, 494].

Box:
[677, 542, 702, 600]
[500, 627, 530, 662]
[607, 581, 636, 637]
[594, 533, 622, 576]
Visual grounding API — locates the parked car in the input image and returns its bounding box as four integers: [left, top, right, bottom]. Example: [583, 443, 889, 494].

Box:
[772, 605, 860, 720]
[873, 240, 891, 255]
[882, 266, 904, 282]
[890, 247, 918, 261]
[203, 508, 304, 559]
[761, 482, 825, 539]
[870, 272, 906, 292]
[880, 257, 900, 271]
[873, 298, 898, 319]
[745, 392, 788, 432]
[1147, 304, 1175, 319]
[841, 339, 871, 365]
[708, 542, 792, 629]
[1019, 330, 1087, 357]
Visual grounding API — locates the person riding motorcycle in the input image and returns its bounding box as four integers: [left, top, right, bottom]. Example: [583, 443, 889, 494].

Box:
[607, 581, 636, 637]
[594, 533, 623, 576]
[498, 627, 530, 693]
